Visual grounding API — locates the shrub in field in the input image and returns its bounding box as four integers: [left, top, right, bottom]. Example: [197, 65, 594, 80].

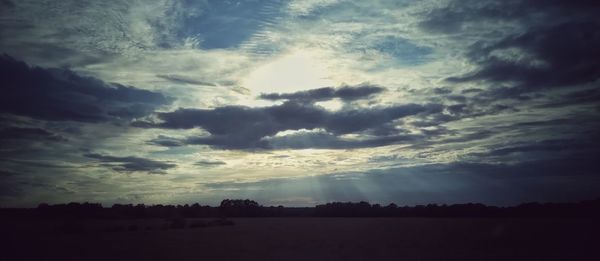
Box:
[219, 199, 261, 217]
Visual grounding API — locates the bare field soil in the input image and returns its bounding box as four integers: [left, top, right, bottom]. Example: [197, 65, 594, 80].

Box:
[3, 217, 598, 261]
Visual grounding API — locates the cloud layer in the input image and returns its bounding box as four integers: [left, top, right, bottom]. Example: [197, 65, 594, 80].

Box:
[0, 0, 599, 207]
[84, 153, 176, 174]
[259, 85, 385, 102]
[139, 91, 442, 149]
[0, 54, 170, 123]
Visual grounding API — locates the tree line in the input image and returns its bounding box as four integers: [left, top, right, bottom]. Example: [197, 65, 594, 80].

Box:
[1, 198, 599, 218]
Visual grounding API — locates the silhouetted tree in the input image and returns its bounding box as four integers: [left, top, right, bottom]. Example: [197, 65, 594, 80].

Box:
[7, 198, 597, 219]
[219, 199, 261, 217]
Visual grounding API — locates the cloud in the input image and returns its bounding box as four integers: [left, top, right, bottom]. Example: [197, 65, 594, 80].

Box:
[201, 156, 600, 206]
[0, 127, 65, 142]
[0, 0, 14, 8]
[483, 137, 600, 158]
[259, 84, 385, 102]
[0, 54, 171, 122]
[139, 99, 443, 149]
[264, 129, 422, 150]
[371, 36, 433, 65]
[539, 88, 600, 108]
[147, 135, 185, 147]
[286, 0, 342, 17]
[156, 74, 217, 86]
[0, 169, 19, 177]
[449, 22, 600, 91]
[434, 130, 495, 144]
[424, 0, 600, 102]
[84, 153, 176, 174]
[0, 0, 183, 65]
[194, 160, 226, 167]
[0, 182, 23, 197]
[0, 122, 72, 158]
[2, 0, 600, 207]
[419, 0, 600, 34]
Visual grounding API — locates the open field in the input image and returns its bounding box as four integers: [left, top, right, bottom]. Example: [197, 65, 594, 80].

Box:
[3, 217, 599, 260]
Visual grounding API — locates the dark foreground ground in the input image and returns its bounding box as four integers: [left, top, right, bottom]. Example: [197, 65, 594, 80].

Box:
[3, 217, 599, 261]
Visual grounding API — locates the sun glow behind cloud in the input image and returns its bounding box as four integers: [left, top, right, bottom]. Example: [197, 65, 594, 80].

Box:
[242, 49, 336, 94]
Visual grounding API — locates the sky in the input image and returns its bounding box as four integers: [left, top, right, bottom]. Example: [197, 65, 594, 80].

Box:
[1, 0, 599, 207]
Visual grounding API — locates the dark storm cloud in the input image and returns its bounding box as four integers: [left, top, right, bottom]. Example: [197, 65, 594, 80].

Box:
[0, 182, 23, 197]
[448, 156, 600, 179]
[84, 153, 176, 174]
[0, 123, 70, 158]
[139, 101, 443, 149]
[484, 137, 600, 158]
[403, 101, 517, 130]
[419, 0, 600, 34]
[0, 54, 171, 122]
[449, 22, 600, 91]
[259, 85, 385, 102]
[539, 88, 600, 108]
[0, 169, 19, 176]
[411, 112, 600, 158]
[0, 0, 14, 8]
[512, 118, 575, 127]
[423, 0, 600, 103]
[0, 127, 65, 142]
[486, 139, 571, 157]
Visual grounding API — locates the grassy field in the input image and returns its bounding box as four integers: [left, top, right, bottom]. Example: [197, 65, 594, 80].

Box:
[3, 217, 598, 260]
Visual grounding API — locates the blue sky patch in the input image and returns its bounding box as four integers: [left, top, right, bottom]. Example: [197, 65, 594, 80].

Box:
[179, 0, 285, 49]
[373, 36, 433, 65]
